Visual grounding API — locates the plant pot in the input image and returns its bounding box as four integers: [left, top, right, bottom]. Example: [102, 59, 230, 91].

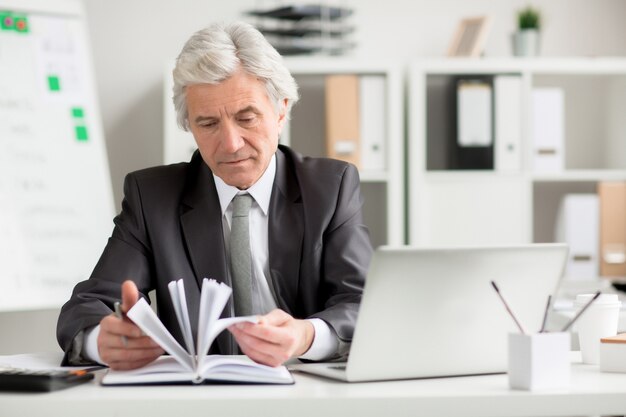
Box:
[512, 29, 540, 57]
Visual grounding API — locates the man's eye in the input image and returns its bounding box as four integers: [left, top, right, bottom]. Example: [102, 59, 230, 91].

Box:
[239, 117, 256, 125]
[201, 121, 217, 128]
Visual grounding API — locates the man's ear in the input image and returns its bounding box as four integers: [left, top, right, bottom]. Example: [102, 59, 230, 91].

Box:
[277, 98, 288, 133]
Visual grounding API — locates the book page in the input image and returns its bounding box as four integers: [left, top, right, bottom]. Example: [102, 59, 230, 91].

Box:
[198, 355, 293, 384]
[196, 279, 258, 370]
[196, 279, 232, 358]
[126, 298, 194, 371]
[102, 356, 196, 385]
[168, 280, 195, 357]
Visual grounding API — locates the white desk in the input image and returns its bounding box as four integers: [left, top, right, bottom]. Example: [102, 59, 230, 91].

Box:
[1, 355, 626, 417]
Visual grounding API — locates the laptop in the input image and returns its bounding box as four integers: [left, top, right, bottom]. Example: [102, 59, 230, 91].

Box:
[297, 243, 568, 382]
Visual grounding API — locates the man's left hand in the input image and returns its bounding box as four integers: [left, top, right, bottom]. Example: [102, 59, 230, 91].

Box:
[228, 309, 314, 367]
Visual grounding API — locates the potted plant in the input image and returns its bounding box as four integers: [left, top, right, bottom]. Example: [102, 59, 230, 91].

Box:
[512, 6, 541, 56]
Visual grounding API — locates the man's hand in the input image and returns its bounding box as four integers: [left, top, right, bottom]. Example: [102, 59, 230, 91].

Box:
[228, 309, 314, 367]
[98, 280, 164, 370]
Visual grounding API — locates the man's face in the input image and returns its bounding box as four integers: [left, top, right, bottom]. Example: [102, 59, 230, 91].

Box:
[186, 69, 287, 190]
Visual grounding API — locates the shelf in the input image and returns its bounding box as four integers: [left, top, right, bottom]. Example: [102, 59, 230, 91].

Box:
[284, 61, 404, 247]
[414, 57, 626, 75]
[284, 57, 400, 75]
[420, 170, 626, 183]
[408, 57, 626, 248]
[359, 171, 388, 182]
[532, 170, 626, 182]
[422, 171, 527, 182]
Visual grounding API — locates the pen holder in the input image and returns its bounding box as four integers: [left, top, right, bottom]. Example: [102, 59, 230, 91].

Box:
[508, 332, 570, 391]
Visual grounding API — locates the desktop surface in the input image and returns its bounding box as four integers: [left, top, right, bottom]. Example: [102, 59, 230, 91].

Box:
[1, 354, 626, 417]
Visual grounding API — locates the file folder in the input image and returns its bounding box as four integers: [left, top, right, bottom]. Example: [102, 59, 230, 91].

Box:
[325, 74, 361, 167]
[598, 182, 626, 278]
[532, 88, 564, 172]
[494, 75, 522, 172]
[555, 194, 599, 280]
[359, 75, 386, 172]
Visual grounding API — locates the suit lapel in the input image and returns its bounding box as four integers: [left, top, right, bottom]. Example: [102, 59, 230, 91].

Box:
[179, 153, 233, 354]
[267, 149, 303, 315]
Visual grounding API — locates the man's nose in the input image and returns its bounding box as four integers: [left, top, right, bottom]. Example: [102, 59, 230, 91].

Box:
[220, 121, 245, 153]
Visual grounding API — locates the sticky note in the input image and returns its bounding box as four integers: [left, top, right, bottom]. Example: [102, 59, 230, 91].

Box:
[14, 16, 28, 33]
[48, 75, 61, 92]
[72, 107, 84, 118]
[75, 126, 88, 141]
[0, 12, 14, 30]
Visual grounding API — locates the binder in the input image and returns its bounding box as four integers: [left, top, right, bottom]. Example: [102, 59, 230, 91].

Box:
[555, 194, 599, 280]
[325, 75, 361, 167]
[532, 88, 564, 172]
[457, 80, 492, 147]
[598, 182, 626, 278]
[359, 75, 386, 172]
[494, 75, 522, 172]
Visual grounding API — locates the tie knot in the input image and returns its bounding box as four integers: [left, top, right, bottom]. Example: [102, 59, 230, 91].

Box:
[232, 194, 253, 217]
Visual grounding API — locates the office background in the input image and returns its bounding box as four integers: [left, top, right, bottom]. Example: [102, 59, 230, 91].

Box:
[2, 0, 626, 355]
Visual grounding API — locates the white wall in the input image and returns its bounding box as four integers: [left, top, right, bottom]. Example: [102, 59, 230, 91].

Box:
[83, 0, 626, 207]
[3, 0, 626, 355]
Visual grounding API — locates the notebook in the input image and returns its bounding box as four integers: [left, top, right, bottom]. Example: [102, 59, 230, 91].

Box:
[296, 243, 568, 382]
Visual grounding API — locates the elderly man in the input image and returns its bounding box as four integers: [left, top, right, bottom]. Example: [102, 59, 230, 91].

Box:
[57, 21, 372, 370]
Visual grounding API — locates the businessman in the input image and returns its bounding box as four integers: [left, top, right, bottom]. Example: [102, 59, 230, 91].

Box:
[57, 21, 372, 370]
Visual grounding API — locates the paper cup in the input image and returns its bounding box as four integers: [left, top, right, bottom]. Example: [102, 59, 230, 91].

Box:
[574, 294, 621, 365]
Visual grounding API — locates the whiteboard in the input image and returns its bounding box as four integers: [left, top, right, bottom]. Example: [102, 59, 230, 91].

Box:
[0, 0, 114, 311]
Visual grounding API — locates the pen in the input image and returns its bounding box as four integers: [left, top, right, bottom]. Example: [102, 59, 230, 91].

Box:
[491, 281, 527, 334]
[539, 295, 552, 333]
[114, 301, 128, 347]
[561, 291, 601, 332]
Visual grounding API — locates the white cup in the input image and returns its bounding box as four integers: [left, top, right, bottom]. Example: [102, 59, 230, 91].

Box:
[574, 293, 621, 365]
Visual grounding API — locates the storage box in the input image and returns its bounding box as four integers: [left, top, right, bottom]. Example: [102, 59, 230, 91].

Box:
[600, 333, 626, 373]
[508, 332, 570, 390]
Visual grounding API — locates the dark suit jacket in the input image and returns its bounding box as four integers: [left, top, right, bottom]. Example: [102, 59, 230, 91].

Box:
[57, 145, 372, 363]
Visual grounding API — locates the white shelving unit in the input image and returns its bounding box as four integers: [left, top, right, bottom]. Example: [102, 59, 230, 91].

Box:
[284, 57, 405, 247]
[408, 57, 626, 248]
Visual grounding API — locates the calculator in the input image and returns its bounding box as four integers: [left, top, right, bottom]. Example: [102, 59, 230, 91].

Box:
[0, 367, 95, 392]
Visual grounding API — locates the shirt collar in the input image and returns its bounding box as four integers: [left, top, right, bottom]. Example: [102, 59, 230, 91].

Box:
[213, 153, 276, 216]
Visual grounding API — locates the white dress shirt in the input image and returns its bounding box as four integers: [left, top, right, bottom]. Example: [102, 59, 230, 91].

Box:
[84, 154, 337, 364]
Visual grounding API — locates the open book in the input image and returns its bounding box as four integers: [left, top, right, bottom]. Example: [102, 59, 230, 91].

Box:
[101, 278, 294, 385]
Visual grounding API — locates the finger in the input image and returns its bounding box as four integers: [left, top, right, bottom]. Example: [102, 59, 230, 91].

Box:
[107, 351, 164, 371]
[101, 346, 164, 367]
[230, 326, 291, 362]
[100, 315, 143, 338]
[102, 334, 161, 350]
[234, 321, 291, 346]
[121, 280, 139, 313]
[239, 344, 284, 367]
[258, 309, 291, 326]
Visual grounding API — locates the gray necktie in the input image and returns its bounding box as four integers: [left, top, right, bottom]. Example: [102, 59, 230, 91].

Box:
[230, 194, 253, 317]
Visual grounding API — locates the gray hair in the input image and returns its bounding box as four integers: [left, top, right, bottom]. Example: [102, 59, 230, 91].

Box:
[172, 21, 299, 131]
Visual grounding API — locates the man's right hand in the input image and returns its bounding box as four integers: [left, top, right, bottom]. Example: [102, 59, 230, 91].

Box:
[97, 280, 164, 370]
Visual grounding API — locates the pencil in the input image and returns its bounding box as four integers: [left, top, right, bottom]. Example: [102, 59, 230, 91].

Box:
[561, 291, 601, 332]
[114, 301, 128, 347]
[539, 295, 552, 333]
[491, 281, 527, 334]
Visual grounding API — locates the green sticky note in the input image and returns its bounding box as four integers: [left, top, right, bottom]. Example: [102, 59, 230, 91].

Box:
[14, 16, 28, 33]
[1, 12, 14, 31]
[48, 75, 60, 91]
[75, 126, 88, 141]
[72, 107, 84, 118]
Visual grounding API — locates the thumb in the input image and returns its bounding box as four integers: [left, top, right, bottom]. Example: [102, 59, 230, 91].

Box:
[120, 280, 139, 314]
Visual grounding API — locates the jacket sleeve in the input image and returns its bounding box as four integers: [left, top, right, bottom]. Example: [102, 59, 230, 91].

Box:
[310, 163, 373, 359]
[56, 173, 154, 364]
